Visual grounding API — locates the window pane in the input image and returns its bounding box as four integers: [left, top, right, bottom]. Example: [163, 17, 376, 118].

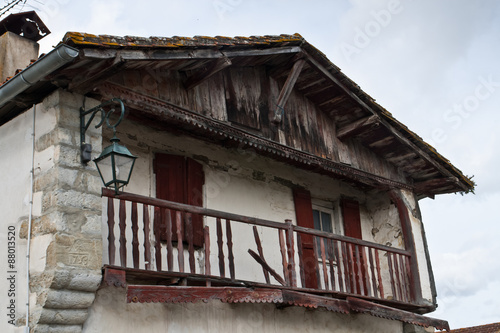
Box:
[313, 210, 321, 230]
[321, 212, 333, 233]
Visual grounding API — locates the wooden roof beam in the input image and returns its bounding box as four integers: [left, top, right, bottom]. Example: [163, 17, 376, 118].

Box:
[68, 55, 125, 93]
[81, 45, 301, 61]
[337, 115, 379, 141]
[183, 57, 232, 90]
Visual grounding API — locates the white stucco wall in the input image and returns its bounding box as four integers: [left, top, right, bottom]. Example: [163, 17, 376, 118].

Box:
[0, 109, 32, 332]
[0, 104, 60, 331]
[83, 286, 403, 333]
[99, 118, 434, 304]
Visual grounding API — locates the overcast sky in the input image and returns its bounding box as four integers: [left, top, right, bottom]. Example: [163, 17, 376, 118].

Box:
[17, 0, 500, 329]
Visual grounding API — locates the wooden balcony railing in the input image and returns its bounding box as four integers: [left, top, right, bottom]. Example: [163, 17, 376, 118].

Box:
[102, 189, 415, 304]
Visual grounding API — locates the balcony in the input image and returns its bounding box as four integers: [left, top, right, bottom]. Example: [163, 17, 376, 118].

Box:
[100, 188, 448, 330]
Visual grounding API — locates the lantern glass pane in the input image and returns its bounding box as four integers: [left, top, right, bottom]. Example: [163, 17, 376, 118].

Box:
[95, 154, 114, 185]
[114, 154, 135, 183]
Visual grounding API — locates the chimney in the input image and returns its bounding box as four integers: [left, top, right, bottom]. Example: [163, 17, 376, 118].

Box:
[0, 11, 50, 82]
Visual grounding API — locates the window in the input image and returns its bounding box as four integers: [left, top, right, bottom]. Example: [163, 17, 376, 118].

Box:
[312, 203, 337, 260]
[313, 209, 333, 233]
[154, 153, 205, 247]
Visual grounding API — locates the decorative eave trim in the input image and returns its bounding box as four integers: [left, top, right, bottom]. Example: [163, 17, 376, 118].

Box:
[96, 82, 414, 192]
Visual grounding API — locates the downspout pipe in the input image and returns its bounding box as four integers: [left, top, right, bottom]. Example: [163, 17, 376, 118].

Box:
[0, 43, 79, 108]
[25, 104, 36, 333]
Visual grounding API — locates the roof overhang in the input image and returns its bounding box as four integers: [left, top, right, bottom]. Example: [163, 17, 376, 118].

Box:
[0, 32, 474, 196]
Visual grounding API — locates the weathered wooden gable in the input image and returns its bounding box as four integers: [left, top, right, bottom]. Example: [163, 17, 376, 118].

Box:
[108, 63, 406, 184]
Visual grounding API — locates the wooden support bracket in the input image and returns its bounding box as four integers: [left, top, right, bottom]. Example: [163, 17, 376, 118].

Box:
[272, 58, 306, 124]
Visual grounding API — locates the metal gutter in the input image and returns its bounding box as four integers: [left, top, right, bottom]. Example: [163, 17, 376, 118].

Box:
[0, 43, 79, 108]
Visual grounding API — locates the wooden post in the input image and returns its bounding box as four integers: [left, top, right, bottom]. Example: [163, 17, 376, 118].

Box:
[390, 189, 423, 304]
[285, 219, 296, 287]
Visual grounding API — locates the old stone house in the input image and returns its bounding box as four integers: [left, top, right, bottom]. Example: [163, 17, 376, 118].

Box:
[0, 12, 473, 333]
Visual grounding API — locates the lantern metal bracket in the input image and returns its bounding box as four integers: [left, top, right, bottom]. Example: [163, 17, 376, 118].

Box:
[80, 98, 125, 164]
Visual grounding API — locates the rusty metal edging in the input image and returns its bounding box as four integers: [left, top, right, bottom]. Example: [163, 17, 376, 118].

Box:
[123, 285, 449, 330]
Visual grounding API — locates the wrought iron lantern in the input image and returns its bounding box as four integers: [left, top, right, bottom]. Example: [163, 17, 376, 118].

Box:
[80, 98, 137, 194]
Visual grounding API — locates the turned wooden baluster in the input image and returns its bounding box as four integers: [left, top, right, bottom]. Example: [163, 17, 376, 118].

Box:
[296, 233, 305, 288]
[375, 249, 384, 299]
[153, 207, 162, 271]
[131, 202, 139, 269]
[204, 226, 211, 286]
[186, 213, 196, 274]
[327, 239, 336, 291]
[164, 209, 173, 271]
[107, 197, 115, 266]
[119, 200, 127, 267]
[333, 240, 344, 293]
[216, 218, 225, 278]
[143, 204, 151, 270]
[176, 211, 184, 273]
[278, 229, 289, 285]
[226, 220, 235, 281]
[368, 247, 378, 298]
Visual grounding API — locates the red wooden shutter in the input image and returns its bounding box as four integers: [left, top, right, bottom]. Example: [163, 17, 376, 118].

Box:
[341, 198, 367, 294]
[341, 199, 362, 239]
[154, 153, 204, 247]
[293, 188, 318, 289]
[186, 158, 204, 247]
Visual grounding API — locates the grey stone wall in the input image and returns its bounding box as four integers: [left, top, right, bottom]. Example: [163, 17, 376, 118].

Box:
[25, 90, 103, 332]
